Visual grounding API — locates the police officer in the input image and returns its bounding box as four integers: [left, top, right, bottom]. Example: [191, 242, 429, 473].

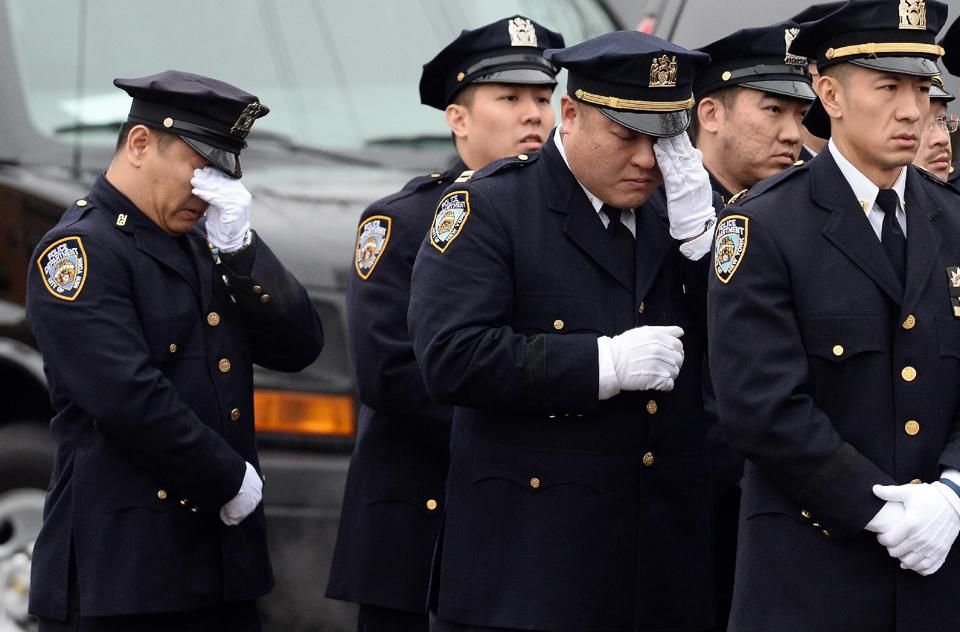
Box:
[690, 21, 817, 630]
[708, 2, 960, 630]
[940, 16, 960, 184]
[26, 70, 324, 631]
[409, 31, 719, 631]
[913, 75, 956, 181]
[692, 20, 816, 202]
[326, 16, 563, 632]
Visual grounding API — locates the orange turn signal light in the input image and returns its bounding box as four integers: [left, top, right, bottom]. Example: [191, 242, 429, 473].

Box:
[254, 389, 355, 437]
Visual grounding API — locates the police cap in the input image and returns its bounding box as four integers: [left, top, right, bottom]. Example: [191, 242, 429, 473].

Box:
[546, 31, 710, 138]
[791, 0, 949, 139]
[941, 16, 959, 75]
[420, 16, 564, 110]
[694, 21, 815, 102]
[931, 74, 955, 102]
[114, 70, 269, 179]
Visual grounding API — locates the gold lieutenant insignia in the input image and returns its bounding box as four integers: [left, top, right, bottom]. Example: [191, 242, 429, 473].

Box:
[899, 0, 926, 30]
[354, 215, 392, 280]
[37, 236, 87, 301]
[230, 101, 262, 138]
[649, 55, 678, 88]
[727, 189, 749, 205]
[508, 17, 537, 47]
[430, 191, 470, 253]
[454, 170, 475, 183]
[714, 215, 749, 284]
[946, 266, 960, 318]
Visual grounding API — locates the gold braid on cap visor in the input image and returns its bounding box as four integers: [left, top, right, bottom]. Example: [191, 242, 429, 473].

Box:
[824, 42, 945, 60]
[574, 88, 694, 112]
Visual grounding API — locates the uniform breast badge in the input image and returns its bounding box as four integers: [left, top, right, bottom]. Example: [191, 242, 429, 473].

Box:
[37, 236, 87, 301]
[430, 191, 471, 253]
[354, 215, 392, 280]
[945, 266, 960, 318]
[714, 216, 749, 283]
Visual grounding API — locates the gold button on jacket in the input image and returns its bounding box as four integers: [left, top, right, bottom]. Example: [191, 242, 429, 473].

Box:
[902, 314, 916, 330]
[646, 400, 658, 415]
[553, 319, 564, 330]
[230, 408, 241, 421]
[529, 477, 541, 489]
[904, 420, 920, 436]
[207, 312, 221, 326]
[642, 452, 655, 467]
[901, 366, 917, 382]
[218, 358, 232, 373]
[156, 489, 167, 500]
[426, 499, 438, 511]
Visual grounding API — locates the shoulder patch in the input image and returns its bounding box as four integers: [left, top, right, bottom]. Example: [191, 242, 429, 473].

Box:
[454, 170, 475, 183]
[714, 215, 749, 284]
[36, 236, 88, 301]
[430, 191, 470, 253]
[727, 188, 749, 205]
[354, 215, 392, 280]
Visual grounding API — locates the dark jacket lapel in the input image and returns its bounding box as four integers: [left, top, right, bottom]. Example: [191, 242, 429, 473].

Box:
[634, 190, 674, 303]
[539, 134, 634, 291]
[811, 152, 904, 305]
[901, 168, 943, 317]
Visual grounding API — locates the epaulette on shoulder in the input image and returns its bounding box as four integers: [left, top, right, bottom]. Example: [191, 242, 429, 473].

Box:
[371, 171, 451, 207]
[734, 159, 809, 205]
[913, 164, 949, 188]
[470, 152, 540, 183]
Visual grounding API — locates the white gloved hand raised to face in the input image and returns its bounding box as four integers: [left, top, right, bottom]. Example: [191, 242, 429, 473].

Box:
[653, 134, 715, 240]
[191, 166, 252, 252]
[220, 461, 263, 526]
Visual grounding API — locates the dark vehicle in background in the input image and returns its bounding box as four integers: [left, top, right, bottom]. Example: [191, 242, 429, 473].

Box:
[0, 1, 619, 630]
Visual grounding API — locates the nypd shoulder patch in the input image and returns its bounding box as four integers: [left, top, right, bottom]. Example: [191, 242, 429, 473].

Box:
[430, 191, 470, 253]
[37, 236, 88, 301]
[714, 215, 749, 284]
[354, 215, 392, 280]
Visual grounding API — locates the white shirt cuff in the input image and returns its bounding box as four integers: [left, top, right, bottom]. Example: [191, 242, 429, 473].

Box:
[597, 336, 620, 400]
[679, 227, 713, 261]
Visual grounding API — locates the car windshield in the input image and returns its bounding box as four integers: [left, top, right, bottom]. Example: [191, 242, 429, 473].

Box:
[6, 0, 616, 152]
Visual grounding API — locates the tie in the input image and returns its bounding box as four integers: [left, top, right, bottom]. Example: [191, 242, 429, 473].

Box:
[875, 189, 905, 286]
[602, 204, 635, 281]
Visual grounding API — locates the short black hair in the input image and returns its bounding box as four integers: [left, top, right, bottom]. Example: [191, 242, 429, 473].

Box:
[689, 86, 740, 145]
[115, 121, 179, 152]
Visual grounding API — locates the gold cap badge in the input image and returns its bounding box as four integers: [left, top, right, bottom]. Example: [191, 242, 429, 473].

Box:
[508, 17, 537, 47]
[649, 55, 678, 88]
[899, 0, 926, 30]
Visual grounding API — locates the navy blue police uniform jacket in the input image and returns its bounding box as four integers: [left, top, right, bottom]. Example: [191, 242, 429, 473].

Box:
[408, 134, 718, 632]
[707, 151, 960, 632]
[326, 161, 464, 612]
[25, 175, 324, 620]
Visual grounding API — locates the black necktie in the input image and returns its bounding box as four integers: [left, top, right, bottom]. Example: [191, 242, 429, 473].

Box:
[875, 189, 905, 286]
[603, 204, 635, 278]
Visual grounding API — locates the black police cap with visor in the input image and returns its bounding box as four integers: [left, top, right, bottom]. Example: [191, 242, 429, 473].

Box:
[545, 31, 710, 138]
[694, 20, 816, 103]
[790, 0, 949, 139]
[114, 70, 269, 179]
[419, 16, 565, 110]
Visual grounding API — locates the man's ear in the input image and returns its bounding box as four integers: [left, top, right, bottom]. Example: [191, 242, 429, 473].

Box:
[817, 75, 843, 122]
[559, 95, 580, 132]
[697, 97, 724, 135]
[124, 124, 151, 167]
[445, 103, 469, 141]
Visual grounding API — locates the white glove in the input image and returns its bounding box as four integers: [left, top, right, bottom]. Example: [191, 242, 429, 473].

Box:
[191, 166, 252, 252]
[865, 500, 905, 533]
[220, 461, 263, 526]
[873, 482, 960, 575]
[602, 325, 684, 394]
[653, 134, 715, 240]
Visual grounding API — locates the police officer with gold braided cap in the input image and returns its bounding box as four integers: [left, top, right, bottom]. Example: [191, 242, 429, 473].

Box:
[708, 1, 960, 629]
[26, 70, 324, 631]
[410, 30, 722, 631]
[326, 16, 563, 632]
